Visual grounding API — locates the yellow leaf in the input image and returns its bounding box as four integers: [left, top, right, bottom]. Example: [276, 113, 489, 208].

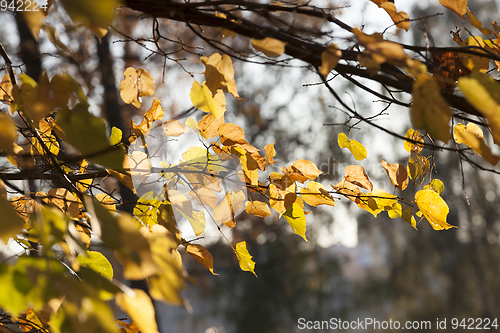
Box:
[251, 37, 287, 57]
[0, 112, 17, 151]
[407, 151, 430, 185]
[457, 72, 500, 145]
[188, 187, 218, 209]
[338, 132, 367, 160]
[184, 117, 200, 134]
[357, 189, 397, 217]
[381, 160, 408, 190]
[453, 122, 499, 165]
[410, 74, 452, 142]
[415, 190, 456, 230]
[439, 0, 467, 16]
[423, 179, 444, 195]
[284, 159, 322, 183]
[319, 44, 342, 77]
[459, 36, 490, 73]
[0, 195, 25, 243]
[380, 2, 410, 31]
[198, 113, 224, 139]
[301, 181, 335, 207]
[59, 0, 117, 40]
[404, 128, 424, 153]
[235, 241, 257, 276]
[119, 68, 155, 108]
[283, 202, 308, 242]
[467, 9, 492, 35]
[201, 53, 239, 98]
[168, 189, 206, 235]
[95, 193, 116, 215]
[185, 244, 218, 275]
[245, 200, 272, 217]
[77, 251, 114, 279]
[190, 81, 226, 118]
[344, 165, 373, 191]
[264, 142, 276, 165]
[0, 74, 13, 104]
[116, 290, 159, 333]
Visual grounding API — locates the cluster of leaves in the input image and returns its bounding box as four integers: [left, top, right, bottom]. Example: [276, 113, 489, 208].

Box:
[0, 0, 500, 331]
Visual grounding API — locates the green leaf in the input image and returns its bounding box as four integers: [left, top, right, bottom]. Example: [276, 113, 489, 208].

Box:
[283, 202, 308, 242]
[57, 104, 125, 171]
[77, 251, 114, 280]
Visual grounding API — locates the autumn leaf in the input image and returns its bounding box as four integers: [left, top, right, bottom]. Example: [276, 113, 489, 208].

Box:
[407, 151, 430, 185]
[77, 251, 114, 280]
[116, 289, 159, 333]
[381, 160, 408, 190]
[319, 44, 342, 77]
[423, 179, 444, 195]
[264, 142, 276, 165]
[190, 81, 226, 119]
[119, 67, 155, 108]
[439, 0, 467, 17]
[198, 113, 225, 139]
[269, 173, 297, 215]
[457, 72, 500, 145]
[0, 195, 25, 243]
[0, 112, 17, 151]
[467, 9, 492, 35]
[344, 165, 373, 191]
[0, 74, 13, 104]
[338, 132, 367, 160]
[214, 189, 246, 229]
[380, 2, 410, 31]
[46, 188, 80, 219]
[300, 181, 335, 207]
[132, 98, 164, 137]
[404, 128, 424, 153]
[235, 241, 257, 276]
[245, 200, 272, 217]
[60, 0, 117, 40]
[453, 122, 499, 165]
[459, 36, 490, 73]
[185, 244, 218, 275]
[201, 53, 239, 98]
[357, 189, 397, 218]
[331, 180, 361, 202]
[411, 73, 452, 142]
[57, 104, 125, 171]
[283, 202, 308, 242]
[251, 37, 287, 57]
[415, 190, 456, 230]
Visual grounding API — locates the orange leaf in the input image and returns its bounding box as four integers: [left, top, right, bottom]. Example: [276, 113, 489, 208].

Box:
[284, 159, 322, 183]
[218, 123, 247, 145]
[264, 142, 276, 166]
[344, 165, 373, 191]
[245, 200, 272, 217]
[198, 113, 225, 139]
[301, 181, 335, 207]
[381, 160, 409, 190]
[185, 244, 218, 275]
